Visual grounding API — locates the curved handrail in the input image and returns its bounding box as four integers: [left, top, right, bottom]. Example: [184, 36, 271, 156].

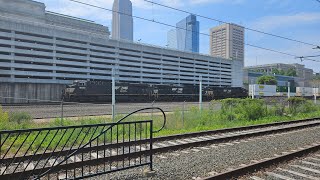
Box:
[35, 107, 166, 179]
[115, 107, 166, 133]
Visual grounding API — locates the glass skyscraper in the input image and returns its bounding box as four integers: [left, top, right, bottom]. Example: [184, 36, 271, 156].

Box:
[176, 15, 199, 53]
[112, 0, 133, 41]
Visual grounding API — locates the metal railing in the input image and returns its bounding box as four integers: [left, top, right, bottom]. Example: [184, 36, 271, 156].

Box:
[0, 107, 166, 180]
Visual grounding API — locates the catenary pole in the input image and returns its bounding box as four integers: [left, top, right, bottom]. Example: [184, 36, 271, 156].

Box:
[112, 68, 116, 121]
[199, 76, 202, 111]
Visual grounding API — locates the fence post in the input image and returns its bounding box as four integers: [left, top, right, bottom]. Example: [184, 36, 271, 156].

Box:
[182, 100, 185, 127]
[313, 88, 317, 104]
[149, 120, 153, 171]
[151, 100, 155, 120]
[60, 99, 64, 126]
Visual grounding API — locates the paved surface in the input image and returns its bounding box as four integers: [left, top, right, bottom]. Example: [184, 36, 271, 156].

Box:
[103, 126, 320, 179]
[2, 102, 214, 119]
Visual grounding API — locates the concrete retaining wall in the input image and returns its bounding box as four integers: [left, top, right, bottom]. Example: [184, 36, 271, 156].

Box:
[0, 83, 65, 103]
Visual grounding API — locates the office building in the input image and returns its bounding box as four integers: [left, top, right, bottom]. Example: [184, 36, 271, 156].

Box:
[0, 0, 243, 103]
[176, 14, 199, 53]
[244, 63, 314, 87]
[167, 29, 177, 49]
[210, 23, 244, 62]
[112, 0, 133, 41]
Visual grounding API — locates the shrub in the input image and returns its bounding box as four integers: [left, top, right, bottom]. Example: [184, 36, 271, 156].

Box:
[0, 106, 9, 126]
[220, 98, 267, 121]
[287, 97, 318, 114]
[9, 112, 32, 124]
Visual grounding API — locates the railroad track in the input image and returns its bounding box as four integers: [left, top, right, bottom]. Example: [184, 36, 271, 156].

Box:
[204, 142, 320, 180]
[1, 117, 320, 179]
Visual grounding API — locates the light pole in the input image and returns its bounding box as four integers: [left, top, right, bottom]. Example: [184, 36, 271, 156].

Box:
[251, 79, 255, 99]
[287, 81, 291, 99]
[199, 75, 202, 111]
[112, 68, 116, 121]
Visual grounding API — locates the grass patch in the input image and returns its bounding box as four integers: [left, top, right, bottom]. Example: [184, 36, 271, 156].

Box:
[1, 98, 320, 155]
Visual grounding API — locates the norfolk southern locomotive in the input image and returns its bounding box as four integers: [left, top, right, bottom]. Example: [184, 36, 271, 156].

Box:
[63, 80, 248, 102]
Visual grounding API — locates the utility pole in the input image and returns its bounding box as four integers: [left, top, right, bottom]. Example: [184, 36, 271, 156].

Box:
[199, 75, 202, 111]
[287, 82, 291, 99]
[251, 79, 255, 99]
[112, 68, 116, 121]
[314, 87, 317, 104]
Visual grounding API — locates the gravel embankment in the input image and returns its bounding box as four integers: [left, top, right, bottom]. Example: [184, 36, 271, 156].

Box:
[99, 126, 320, 180]
[2, 102, 212, 119]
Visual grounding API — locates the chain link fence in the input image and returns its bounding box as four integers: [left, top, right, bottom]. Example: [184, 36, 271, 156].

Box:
[1, 96, 319, 131]
[0, 96, 214, 123]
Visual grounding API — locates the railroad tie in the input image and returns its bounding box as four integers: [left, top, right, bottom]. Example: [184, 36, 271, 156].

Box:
[198, 147, 210, 150]
[183, 139, 196, 143]
[0, 167, 6, 174]
[48, 159, 59, 166]
[191, 148, 201, 152]
[290, 165, 320, 174]
[181, 150, 190, 154]
[58, 174, 68, 180]
[170, 153, 180, 157]
[266, 172, 295, 180]
[23, 163, 35, 171]
[278, 168, 318, 180]
[69, 155, 81, 162]
[190, 137, 202, 141]
[308, 157, 320, 162]
[250, 176, 265, 180]
[167, 141, 179, 146]
[301, 161, 320, 167]
[157, 155, 167, 159]
[197, 136, 211, 140]
[175, 140, 188, 144]
[207, 171, 217, 176]
[156, 143, 168, 147]
[91, 152, 101, 159]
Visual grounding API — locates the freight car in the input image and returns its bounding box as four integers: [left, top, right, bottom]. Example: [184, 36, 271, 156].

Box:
[62, 80, 248, 102]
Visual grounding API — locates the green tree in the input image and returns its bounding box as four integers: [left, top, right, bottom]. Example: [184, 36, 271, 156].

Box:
[285, 68, 297, 77]
[271, 68, 280, 75]
[257, 75, 277, 85]
[279, 69, 286, 75]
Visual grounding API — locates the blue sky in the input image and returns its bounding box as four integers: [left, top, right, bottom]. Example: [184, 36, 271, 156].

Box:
[38, 0, 320, 72]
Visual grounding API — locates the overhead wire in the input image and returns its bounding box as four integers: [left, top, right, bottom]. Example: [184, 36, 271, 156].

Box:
[144, 0, 320, 48]
[69, 0, 320, 63]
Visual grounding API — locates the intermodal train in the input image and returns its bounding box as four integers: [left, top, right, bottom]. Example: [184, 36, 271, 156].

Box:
[62, 80, 248, 102]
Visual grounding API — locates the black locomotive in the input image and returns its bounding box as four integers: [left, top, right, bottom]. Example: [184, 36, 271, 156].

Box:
[62, 80, 248, 102]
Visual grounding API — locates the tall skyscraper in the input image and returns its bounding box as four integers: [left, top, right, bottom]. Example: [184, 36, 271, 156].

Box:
[112, 0, 133, 41]
[210, 23, 244, 62]
[176, 15, 199, 53]
[167, 15, 199, 52]
[167, 29, 177, 49]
